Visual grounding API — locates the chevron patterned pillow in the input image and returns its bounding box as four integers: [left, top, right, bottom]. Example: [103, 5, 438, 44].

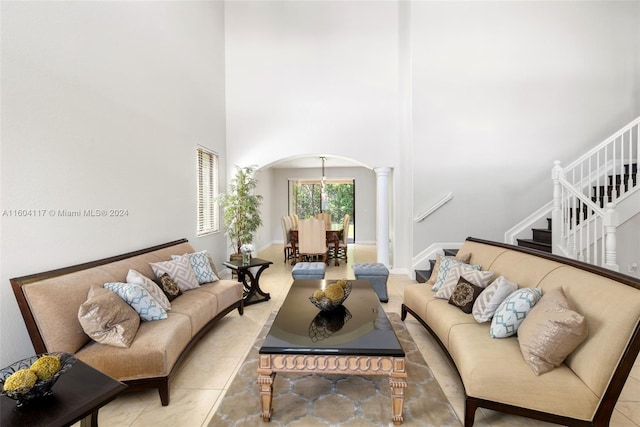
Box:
[435, 267, 493, 300]
[150, 256, 199, 291]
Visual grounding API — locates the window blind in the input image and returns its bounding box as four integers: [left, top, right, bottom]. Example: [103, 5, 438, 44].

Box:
[197, 147, 219, 235]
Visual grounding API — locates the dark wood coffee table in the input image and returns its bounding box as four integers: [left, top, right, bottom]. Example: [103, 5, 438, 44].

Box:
[257, 280, 407, 425]
[1, 359, 126, 427]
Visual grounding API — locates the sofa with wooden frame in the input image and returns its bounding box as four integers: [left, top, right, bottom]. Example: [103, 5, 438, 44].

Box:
[10, 239, 244, 406]
[402, 237, 640, 427]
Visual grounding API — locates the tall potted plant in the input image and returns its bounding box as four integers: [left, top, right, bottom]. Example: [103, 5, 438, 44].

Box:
[219, 165, 263, 256]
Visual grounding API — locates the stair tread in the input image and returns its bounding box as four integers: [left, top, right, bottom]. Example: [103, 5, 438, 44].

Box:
[415, 269, 431, 283]
[517, 238, 552, 253]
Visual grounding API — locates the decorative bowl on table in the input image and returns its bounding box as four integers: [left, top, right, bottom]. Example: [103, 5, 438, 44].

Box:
[0, 352, 76, 407]
[309, 280, 352, 311]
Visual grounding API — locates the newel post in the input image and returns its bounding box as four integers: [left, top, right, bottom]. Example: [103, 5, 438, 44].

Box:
[603, 202, 619, 272]
[551, 161, 563, 255]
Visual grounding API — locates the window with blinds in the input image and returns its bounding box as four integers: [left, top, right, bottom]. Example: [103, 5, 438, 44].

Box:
[197, 147, 219, 236]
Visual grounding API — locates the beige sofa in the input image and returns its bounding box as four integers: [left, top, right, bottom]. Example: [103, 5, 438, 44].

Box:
[402, 237, 640, 427]
[10, 239, 243, 406]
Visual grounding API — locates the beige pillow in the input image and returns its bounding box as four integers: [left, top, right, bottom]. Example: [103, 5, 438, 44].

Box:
[518, 287, 588, 375]
[78, 285, 140, 348]
[426, 252, 472, 286]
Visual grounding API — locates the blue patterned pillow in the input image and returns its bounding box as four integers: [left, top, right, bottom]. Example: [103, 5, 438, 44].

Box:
[173, 251, 218, 285]
[431, 256, 480, 291]
[490, 288, 543, 338]
[104, 282, 168, 321]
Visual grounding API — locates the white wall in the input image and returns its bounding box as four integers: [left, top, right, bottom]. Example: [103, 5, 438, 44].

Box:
[411, 1, 640, 250]
[224, 0, 405, 266]
[0, 1, 227, 366]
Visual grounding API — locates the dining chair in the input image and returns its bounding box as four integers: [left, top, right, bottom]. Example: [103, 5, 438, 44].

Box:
[297, 218, 328, 264]
[315, 212, 332, 229]
[336, 214, 350, 261]
[281, 216, 294, 263]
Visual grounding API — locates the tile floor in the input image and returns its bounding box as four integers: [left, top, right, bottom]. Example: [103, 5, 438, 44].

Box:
[90, 244, 640, 427]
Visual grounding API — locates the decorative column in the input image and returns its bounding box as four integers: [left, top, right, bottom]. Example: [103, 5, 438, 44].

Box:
[374, 167, 391, 267]
[604, 202, 619, 272]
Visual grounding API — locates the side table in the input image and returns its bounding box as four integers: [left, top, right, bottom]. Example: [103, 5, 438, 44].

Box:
[223, 257, 273, 306]
[1, 358, 127, 427]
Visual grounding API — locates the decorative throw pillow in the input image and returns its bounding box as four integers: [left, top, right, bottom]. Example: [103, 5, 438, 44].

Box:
[448, 277, 485, 314]
[157, 273, 182, 301]
[172, 251, 218, 284]
[126, 269, 171, 310]
[435, 267, 493, 300]
[472, 276, 519, 323]
[150, 256, 199, 291]
[103, 282, 168, 321]
[518, 287, 588, 375]
[432, 256, 481, 292]
[426, 252, 472, 287]
[78, 285, 140, 347]
[490, 287, 542, 338]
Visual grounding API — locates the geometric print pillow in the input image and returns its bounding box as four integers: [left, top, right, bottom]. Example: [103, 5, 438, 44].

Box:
[172, 251, 218, 285]
[431, 256, 481, 292]
[126, 269, 171, 311]
[103, 282, 168, 322]
[150, 256, 199, 291]
[490, 287, 543, 338]
[472, 276, 518, 323]
[434, 266, 493, 300]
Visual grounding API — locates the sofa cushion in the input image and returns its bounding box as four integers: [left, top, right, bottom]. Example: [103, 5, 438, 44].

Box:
[490, 287, 542, 338]
[78, 285, 140, 348]
[172, 251, 219, 285]
[104, 282, 168, 321]
[435, 267, 493, 300]
[518, 286, 588, 375]
[75, 311, 192, 381]
[472, 276, 518, 323]
[448, 277, 485, 314]
[150, 257, 199, 291]
[447, 321, 599, 420]
[126, 269, 171, 310]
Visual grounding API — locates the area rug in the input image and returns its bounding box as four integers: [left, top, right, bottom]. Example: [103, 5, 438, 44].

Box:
[210, 312, 461, 426]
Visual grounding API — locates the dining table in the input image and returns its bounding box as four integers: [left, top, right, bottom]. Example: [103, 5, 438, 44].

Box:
[289, 224, 343, 266]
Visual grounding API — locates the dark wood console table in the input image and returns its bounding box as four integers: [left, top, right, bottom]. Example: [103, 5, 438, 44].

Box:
[223, 257, 273, 306]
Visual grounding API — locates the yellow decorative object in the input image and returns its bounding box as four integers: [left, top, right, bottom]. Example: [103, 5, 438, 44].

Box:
[313, 290, 325, 300]
[336, 279, 348, 288]
[3, 369, 37, 392]
[309, 281, 352, 311]
[324, 284, 345, 303]
[30, 355, 61, 380]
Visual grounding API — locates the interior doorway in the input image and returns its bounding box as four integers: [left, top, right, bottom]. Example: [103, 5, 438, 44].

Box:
[288, 178, 355, 243]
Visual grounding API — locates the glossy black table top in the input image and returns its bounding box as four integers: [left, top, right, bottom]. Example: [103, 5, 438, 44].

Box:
[260, 280, 404, 357]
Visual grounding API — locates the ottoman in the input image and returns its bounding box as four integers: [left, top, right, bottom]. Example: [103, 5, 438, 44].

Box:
[292, 262, 326, 280]
[353, 263, 389, 302]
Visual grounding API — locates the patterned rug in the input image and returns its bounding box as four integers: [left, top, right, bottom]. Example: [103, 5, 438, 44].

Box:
[210, 312, 461, 426]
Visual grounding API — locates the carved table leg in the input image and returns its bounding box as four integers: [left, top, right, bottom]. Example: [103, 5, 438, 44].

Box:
[257, 355, 276, 422]
[390, 358, 408, 425]
[257, 371, 275, 422]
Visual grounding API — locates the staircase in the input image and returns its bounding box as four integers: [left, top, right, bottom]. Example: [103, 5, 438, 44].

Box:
[510, 116, 640, 269]
[415, 249, 458, 283]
